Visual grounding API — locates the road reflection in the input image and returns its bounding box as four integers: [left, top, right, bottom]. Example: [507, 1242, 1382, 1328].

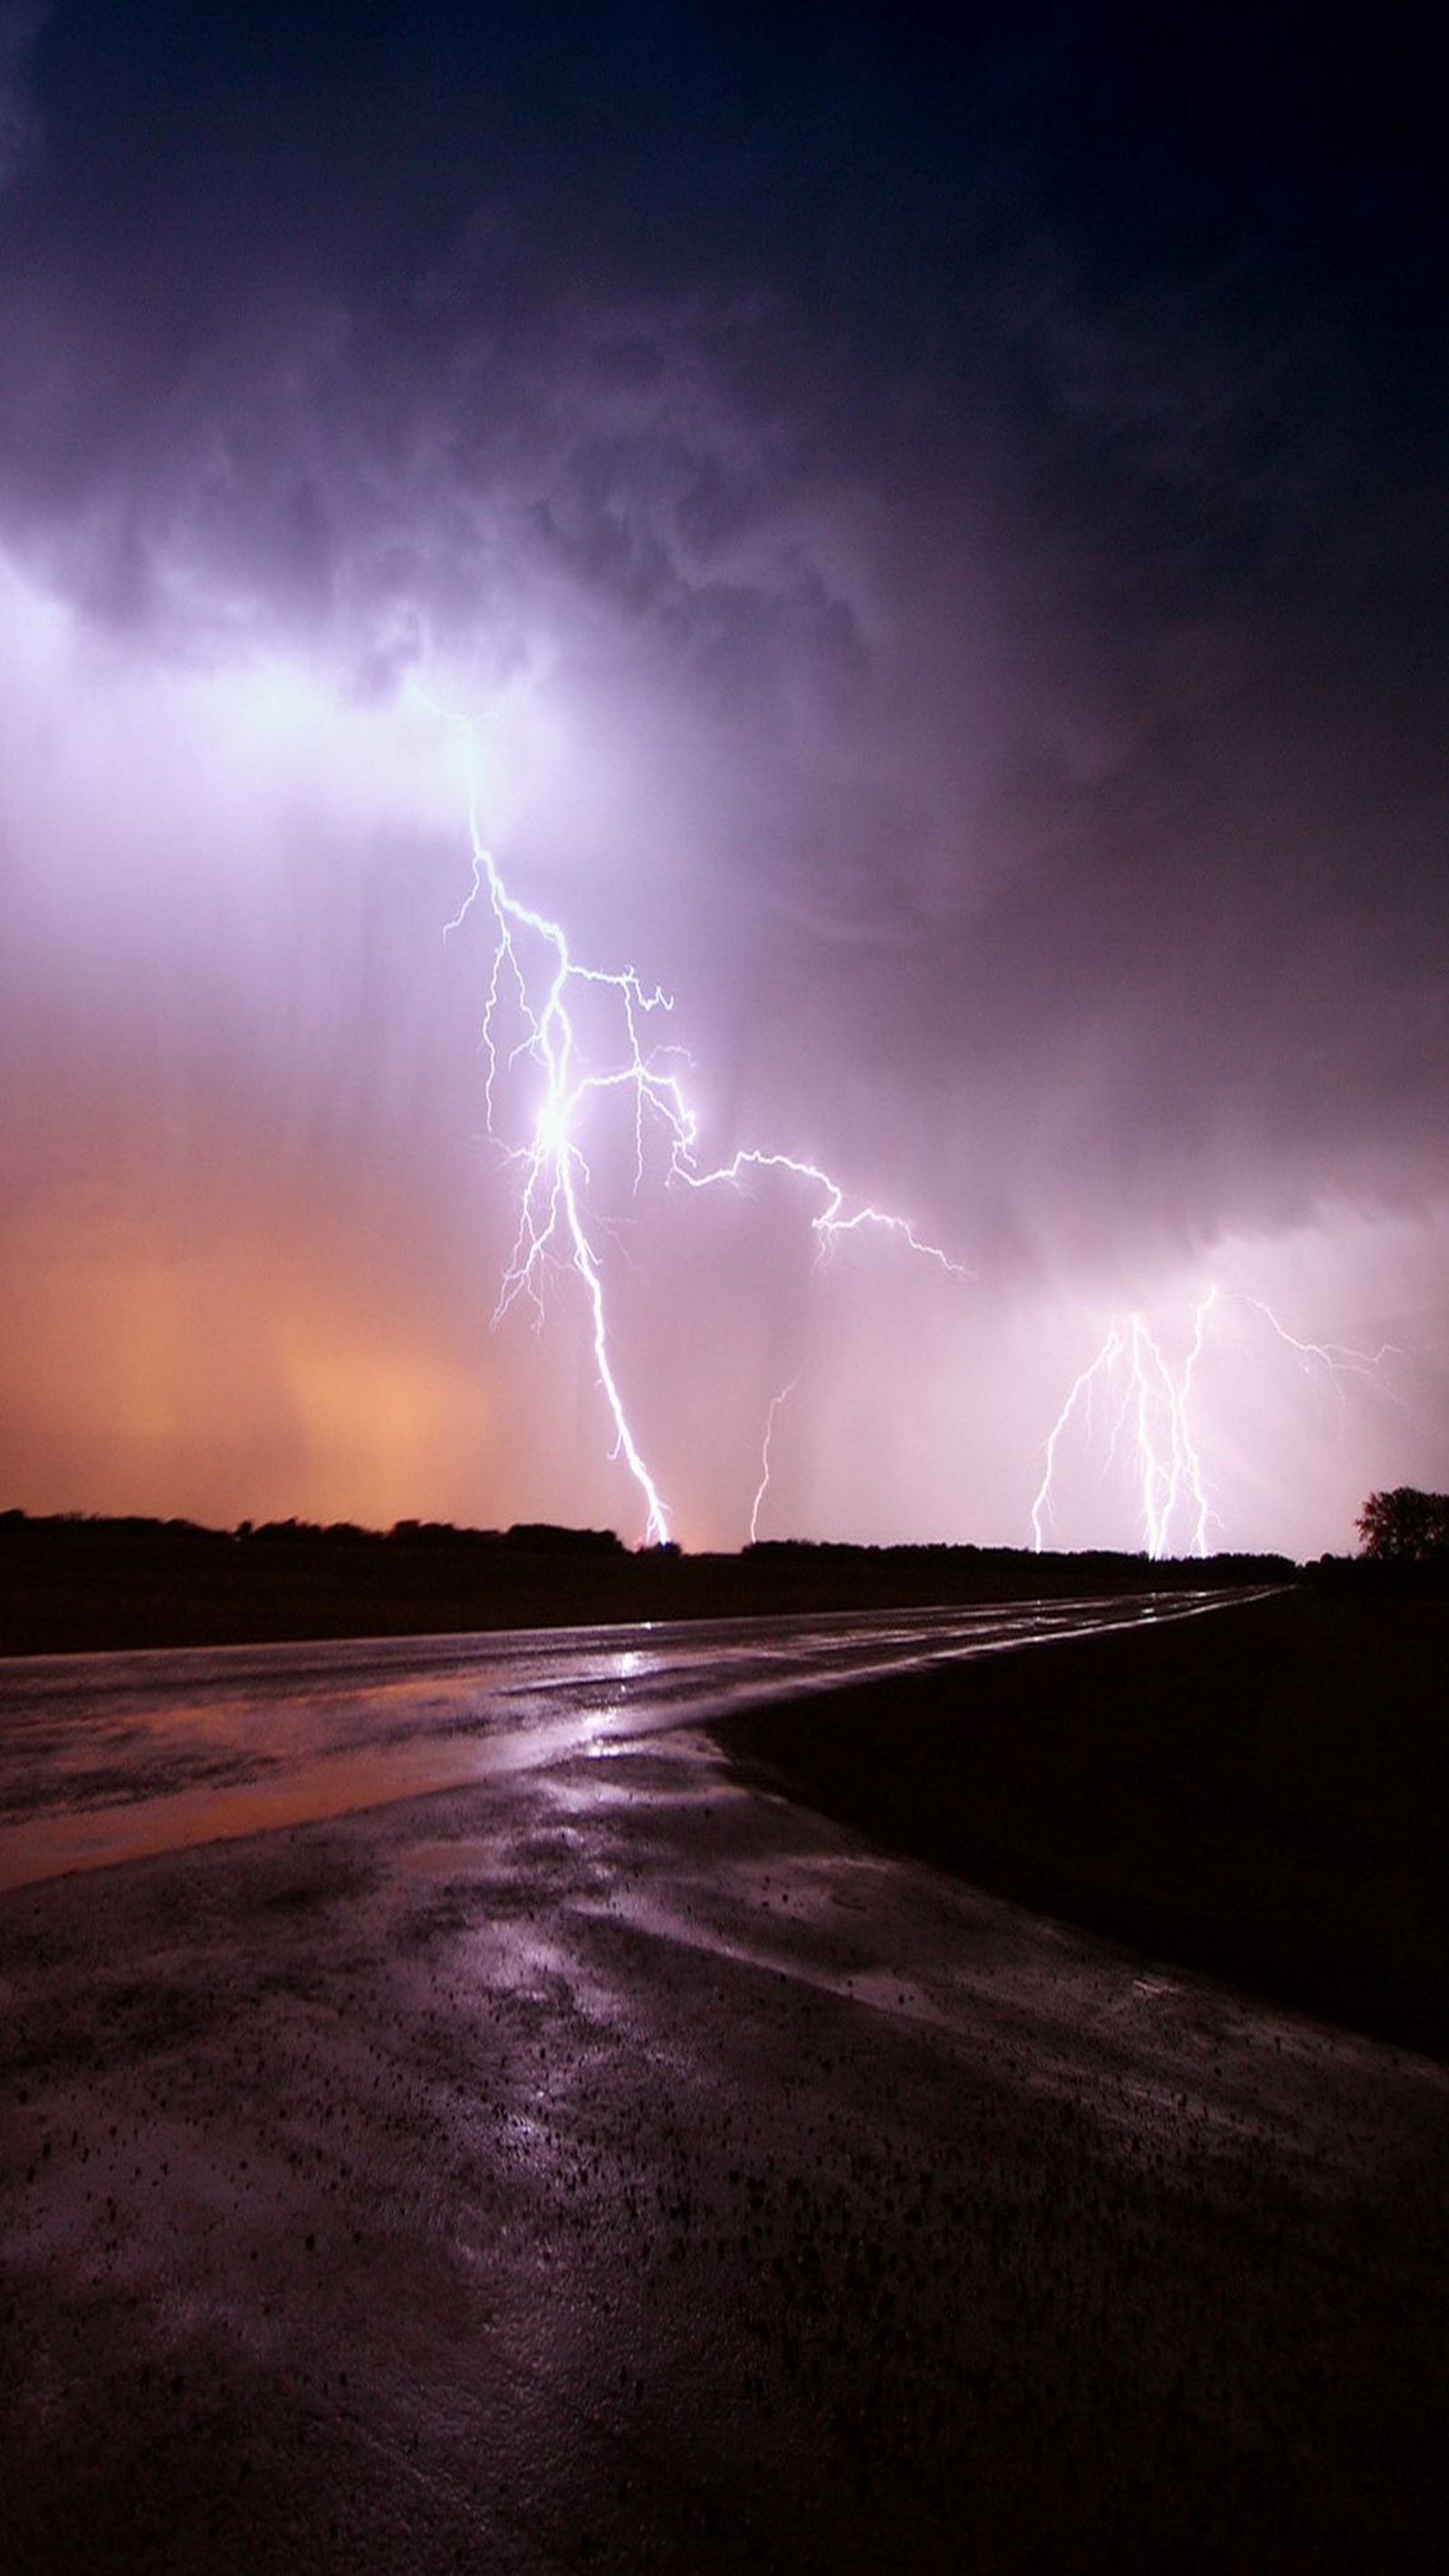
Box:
[0, 1590, 1272, 1890]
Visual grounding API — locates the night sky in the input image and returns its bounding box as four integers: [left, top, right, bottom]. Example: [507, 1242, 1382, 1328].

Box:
[1, 3, 1444, 1557]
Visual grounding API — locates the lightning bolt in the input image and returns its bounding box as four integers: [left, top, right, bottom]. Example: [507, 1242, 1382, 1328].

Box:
[749, 1374, 801, 1544]
[437, 708, 964, 1543]
[671, 1148, 963, 1272]
[1032, 1293, 1216, 1559]
[1237, 1297, 1398, 1418]
[1032, 1286, 1397, 1557]
[1030, 1326, 1125, 1557]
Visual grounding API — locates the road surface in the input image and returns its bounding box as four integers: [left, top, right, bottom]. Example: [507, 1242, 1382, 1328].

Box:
[0, 1589, 1259, 1891]
[5, 1580, 1444, 2574]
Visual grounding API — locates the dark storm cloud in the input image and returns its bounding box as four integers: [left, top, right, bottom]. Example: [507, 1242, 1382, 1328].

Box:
[1, 2, 1444, 1543]
[7, 5, 1441, 687]
[2, 7, 883, 719]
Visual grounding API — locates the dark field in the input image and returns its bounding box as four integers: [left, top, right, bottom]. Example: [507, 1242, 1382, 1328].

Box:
[722, 1584, 1449, 2062]
[4, 1580, 1446, 2571]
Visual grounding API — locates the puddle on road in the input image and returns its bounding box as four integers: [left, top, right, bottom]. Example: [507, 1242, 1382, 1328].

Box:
[0, 1721, 608, 1893]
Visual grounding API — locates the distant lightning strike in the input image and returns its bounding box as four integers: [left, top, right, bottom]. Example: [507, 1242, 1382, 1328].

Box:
[1032, 1287, 1397, 1558]
[1236, 1297, 1398, 1409]
[435, 705, 1391, 1561]
[1031, 1294, 1215, 1559]
[440, 717, 962, 1542]
[749, 1374, 801, 1544]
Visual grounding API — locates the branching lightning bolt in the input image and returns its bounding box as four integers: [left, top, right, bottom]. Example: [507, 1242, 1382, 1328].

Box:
[1237, 1297, 1398, 1416]
[1032, 1293, 1216, 1558]
[1032, 1285, 1398, 1558]
[438, 710, 964, 1543]
[671, 1149, 962, 1272]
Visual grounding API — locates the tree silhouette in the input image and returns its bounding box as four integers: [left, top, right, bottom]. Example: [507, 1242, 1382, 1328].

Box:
[1357, 1487, 1449, 1562]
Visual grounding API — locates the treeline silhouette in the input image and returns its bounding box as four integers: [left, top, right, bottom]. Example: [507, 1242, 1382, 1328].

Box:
[0, 1511, 628, 1553]
[231, 1516, 628, 1554]
[0, 1507, 1296, 1657]
[1301, 1489, 1449, 1599]
[1355, 1485, 1449, 1564]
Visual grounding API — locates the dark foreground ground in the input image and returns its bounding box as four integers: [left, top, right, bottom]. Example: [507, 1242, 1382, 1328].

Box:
[3, 1589, 1446, 2571]
[722, 1585, 1449, 2063]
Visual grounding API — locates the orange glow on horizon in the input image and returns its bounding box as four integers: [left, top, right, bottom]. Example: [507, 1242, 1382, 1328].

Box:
[0, 1181, 504, 1531]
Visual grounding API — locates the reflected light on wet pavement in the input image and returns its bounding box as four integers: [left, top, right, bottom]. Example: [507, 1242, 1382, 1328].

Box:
[2, 1583, 1445, 2573]
[0, 1591, 1263, 1892]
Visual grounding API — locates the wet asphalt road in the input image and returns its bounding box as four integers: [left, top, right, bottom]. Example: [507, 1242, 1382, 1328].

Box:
[3, 1590, 1444, 2572]
[0, 1590, 1258, 1893]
